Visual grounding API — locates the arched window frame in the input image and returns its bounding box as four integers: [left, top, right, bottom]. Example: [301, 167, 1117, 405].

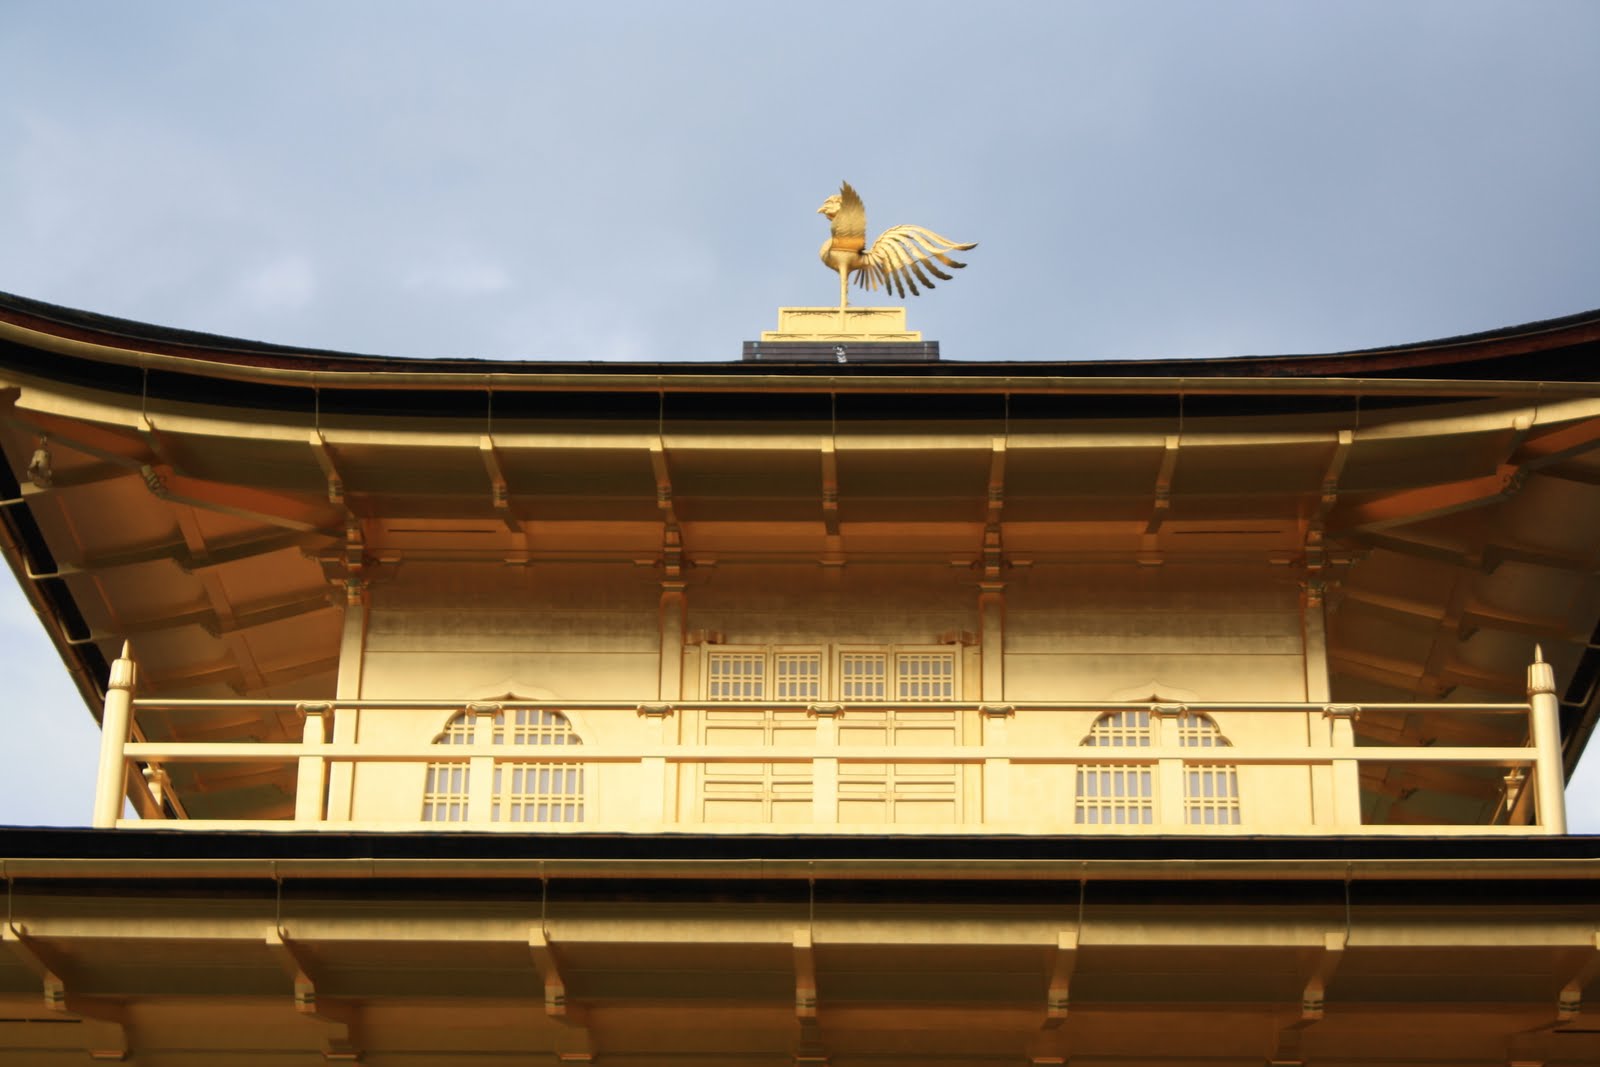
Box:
[1172, 711, 1240, 826]
[1074, 709, 1155, 825]
[1073, 708, 1242, 827]
[421, 706, 585, 824]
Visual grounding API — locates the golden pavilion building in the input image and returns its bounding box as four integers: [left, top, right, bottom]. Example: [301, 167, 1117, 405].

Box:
[0, 292, 1598, 1065]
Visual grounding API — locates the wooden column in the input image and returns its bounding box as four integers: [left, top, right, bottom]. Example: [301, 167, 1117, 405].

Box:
[810, 705, 841, 825]
[637, 704, 675, 825]
[293, 704, 330, 824]
[325, 583, 366, 821]
[979, 583, 1005, 703]
[92, 642, 137, 829]
[1324, 705, 1363, 828]
[466, 703, 498, 824]
[1527, 647, 1568, 835]
[655, 581, 686, 825]
[979, 582, 1007, 826]
[659, 583, 686, 701]
[1302, 579, 1336, 826]
[1151, 705, 1187, 828]
[980, 704, 1014, 825]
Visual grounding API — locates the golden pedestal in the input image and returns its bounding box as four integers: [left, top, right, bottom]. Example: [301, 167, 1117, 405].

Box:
[760, 307, 922, 343]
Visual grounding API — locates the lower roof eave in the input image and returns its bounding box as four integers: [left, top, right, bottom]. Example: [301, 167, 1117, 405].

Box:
[3, 827, 1599, 883]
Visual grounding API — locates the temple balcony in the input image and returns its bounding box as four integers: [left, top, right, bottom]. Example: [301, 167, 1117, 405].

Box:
[94, 649, 1568, 835]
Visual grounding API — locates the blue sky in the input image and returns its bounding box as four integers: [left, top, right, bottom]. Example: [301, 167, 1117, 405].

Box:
[2, 1, 1600, 827]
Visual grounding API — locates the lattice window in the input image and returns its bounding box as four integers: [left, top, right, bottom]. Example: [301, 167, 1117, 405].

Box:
[699, 646, 959, 825]
[420, 708, 583, 823]
[707, 652, 766, 701]
[896, 652, 956, 701]
[1075, 710, 1154, 825]
[702, 649, 822, 823]
[839, 653, 887, 700]
[1174, 711, 1240, 825]
[421, 713, 476, 822]
[492, 709, 584, 823]
[774, 653, 822, 701]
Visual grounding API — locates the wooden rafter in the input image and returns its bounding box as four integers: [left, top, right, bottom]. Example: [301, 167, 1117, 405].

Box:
[1333, 467, 1518, 533]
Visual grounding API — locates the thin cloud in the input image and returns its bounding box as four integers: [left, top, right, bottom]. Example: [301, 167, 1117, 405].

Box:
[234, 254, 317, 313]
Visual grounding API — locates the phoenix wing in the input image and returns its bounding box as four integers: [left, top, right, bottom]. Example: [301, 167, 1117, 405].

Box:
[860, 224, 977, 297]
[831, 181, 868, 249]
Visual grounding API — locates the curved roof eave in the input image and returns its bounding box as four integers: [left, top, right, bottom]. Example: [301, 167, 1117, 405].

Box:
[2, 289, 1600, 394]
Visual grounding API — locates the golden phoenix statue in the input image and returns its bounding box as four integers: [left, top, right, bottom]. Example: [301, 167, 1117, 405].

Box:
[817, 181, 977, 309]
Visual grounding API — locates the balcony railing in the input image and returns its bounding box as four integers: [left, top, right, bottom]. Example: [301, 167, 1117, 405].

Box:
[89, 648, 1570, 835]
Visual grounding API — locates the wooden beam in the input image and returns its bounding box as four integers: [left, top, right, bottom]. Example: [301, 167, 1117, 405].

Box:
[1374, 764, 1512, 801]
[1558, 931, 1600, 1021]
[1338, 586, 1582, 642]
[1531, 460, 1600, 488]
[1483, 542, 1599, 575]
[64, 530, 333, 577]
[1313, 429, 1354, 524]
[308, 431, 347, 505]
[1514, 417, 1600, 469]
[1043, 929, 1077, 1029]
[793, 929, 817, 1022]
[18, 460, 136, 495]
[647, 442, 679, 530]
[207, 593, 336, 637]
[266, 928, 360, 1059]
[820, 440, 839, 538]
[1346, 531, 1479, 572]
[1350, 530, 1600, 576]
[8, 413, 149, 470]
[1329, 648, 1524, 698]
[1300, 930, 1346, 1021]
[529, 928, 588, 1027]
[477, 435, 523, 534]
[2, 922, 67, 1011]
[142, 463, 336, 533]
[146, 654, 340, 696]
[1334, 467, 1518, 533]
[1146, 435, 1179, 535]
[986, 437, 1007, 528]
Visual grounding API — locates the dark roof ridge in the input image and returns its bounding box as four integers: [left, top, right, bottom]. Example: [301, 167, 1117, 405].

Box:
[2, 288, 1600, 381]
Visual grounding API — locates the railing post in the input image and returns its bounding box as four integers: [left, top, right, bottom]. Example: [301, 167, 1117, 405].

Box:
[1150, 705, 1187, 828]
[809, 704, 842, 825]
[294, 703, 330, 824]
[140, 766, 171, 819]
[1527, 646, 1568, 835]
[637, 704, 675, 826]
[980, 704, 1014, 825]
[467, 704, 499, 824]
[1323, 705, 1363, 828]
[92, 642, 137, 828]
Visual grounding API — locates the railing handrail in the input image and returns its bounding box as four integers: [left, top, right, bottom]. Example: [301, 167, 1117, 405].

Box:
[118, 741, 1540, 766]
[128, 697, 1533, 714]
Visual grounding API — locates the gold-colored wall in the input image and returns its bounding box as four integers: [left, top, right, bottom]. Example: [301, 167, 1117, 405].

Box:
[344, 559, 1319, 829]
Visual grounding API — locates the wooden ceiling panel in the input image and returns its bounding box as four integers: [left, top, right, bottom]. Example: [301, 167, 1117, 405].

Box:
[667, 448, 821, 500]
[1170, 441, 1333, 496]
[1339, 428, 1515, 493]
[1007, 446, 1165, 499]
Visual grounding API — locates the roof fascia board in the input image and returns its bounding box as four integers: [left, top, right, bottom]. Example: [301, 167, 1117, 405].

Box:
[2, 319, 1597, 399]
[3, 853, 1600, 884]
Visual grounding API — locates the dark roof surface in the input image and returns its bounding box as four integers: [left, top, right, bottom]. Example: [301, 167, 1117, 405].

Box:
[3, 826, 1599, 866]
[4, 288, 1600, 381]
